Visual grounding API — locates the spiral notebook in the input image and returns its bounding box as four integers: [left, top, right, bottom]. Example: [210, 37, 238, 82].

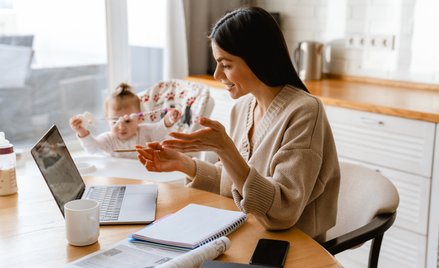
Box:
[131, 203, 247, 249]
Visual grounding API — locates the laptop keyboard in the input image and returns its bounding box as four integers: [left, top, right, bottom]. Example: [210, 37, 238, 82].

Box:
[85, 186, 126, 221]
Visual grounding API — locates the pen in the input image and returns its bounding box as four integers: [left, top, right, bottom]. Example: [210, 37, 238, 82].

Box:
[113, 149, 137, 153]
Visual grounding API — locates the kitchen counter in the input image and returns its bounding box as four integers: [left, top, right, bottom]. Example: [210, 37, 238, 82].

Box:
[187, 75, 439, 123]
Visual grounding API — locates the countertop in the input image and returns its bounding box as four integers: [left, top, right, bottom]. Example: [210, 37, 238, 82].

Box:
[187, 75, 439, 123]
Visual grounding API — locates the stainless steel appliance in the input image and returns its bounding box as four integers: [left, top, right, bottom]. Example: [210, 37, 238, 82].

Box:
[294, 41, 324, 81]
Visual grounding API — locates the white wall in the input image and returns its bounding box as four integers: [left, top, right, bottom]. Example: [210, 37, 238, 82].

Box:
[257, 0, 439, 85]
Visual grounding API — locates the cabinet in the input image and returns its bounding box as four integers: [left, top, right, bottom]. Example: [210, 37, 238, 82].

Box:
[208, 86, 237, 133]
[199, 86, 237, 163]
[325, 105, 438, 268]
[429, 129, 439, 268]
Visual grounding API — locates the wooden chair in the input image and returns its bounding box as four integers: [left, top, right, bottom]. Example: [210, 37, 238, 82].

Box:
[321, 162, 399, 268]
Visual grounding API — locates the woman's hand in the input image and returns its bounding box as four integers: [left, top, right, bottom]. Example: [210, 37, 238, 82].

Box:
[136, 142, 196, 177]
[161, 117, 231, 155]
[161, 117, 250, 192]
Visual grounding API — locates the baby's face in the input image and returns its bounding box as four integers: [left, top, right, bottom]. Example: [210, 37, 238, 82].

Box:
[107, 106, 140, 140]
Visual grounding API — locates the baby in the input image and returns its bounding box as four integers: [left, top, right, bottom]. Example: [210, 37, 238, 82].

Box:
[69, 82, 181, 159]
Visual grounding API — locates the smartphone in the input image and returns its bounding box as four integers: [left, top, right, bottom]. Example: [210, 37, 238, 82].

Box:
[249, 238, 290, 267]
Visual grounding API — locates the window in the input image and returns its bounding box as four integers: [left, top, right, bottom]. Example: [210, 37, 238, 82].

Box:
[127, 0, 165, 92]
[1, 0, 174, 149]
[0, 0, 107, 147]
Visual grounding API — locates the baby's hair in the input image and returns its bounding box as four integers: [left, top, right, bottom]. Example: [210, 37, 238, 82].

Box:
[105, 82, 141, 115]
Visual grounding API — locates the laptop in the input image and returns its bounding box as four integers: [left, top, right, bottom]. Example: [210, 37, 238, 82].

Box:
[31, 125, 157, 225]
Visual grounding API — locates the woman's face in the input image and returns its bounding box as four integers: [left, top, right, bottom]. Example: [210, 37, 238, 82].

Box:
[212, 41, 259, 99]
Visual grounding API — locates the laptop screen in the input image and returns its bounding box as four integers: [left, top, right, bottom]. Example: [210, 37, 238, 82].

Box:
[31, 125, 85, 216]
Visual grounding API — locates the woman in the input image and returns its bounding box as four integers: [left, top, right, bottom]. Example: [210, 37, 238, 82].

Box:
[137, 6, 340, 241]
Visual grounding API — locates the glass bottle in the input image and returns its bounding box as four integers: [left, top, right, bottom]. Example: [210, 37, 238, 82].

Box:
[0, 132, 17, 196]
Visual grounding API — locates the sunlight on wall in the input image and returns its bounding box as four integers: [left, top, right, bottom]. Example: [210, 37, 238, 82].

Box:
[411, 0, 439, 73]
[258, 0, 439, 83]
[324, 0, 346, 41]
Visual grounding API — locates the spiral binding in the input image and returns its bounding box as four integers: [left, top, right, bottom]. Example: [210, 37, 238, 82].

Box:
[195, 214, 247, 247]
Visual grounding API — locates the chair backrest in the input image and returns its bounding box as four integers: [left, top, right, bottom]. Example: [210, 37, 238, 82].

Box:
[137, 79, 214, 133]
[326, 162, 400, 241]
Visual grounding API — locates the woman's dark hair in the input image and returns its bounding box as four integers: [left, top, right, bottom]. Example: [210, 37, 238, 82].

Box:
[209, 6, 308, 92]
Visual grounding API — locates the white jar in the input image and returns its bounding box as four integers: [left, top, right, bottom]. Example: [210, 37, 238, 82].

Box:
[0, 132, 17, 196]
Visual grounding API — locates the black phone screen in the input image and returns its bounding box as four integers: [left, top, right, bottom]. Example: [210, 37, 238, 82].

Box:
[249, 238, 290, 267]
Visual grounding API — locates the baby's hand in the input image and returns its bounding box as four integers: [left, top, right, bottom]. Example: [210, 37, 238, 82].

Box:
[69, 115, 90, 138]
[164, 108, 182, 127]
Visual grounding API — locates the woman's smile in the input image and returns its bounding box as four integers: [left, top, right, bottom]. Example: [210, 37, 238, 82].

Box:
[225, 83, 235, 91]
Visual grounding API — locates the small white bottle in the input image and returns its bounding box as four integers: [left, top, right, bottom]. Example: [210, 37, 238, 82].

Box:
[0, 132, 17, 196]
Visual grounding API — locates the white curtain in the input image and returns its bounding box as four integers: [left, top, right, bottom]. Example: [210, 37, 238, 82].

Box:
[164, 0, 189, 80]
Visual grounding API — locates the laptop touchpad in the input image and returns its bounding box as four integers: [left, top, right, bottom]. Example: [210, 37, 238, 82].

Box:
[118, 186, 157, 222]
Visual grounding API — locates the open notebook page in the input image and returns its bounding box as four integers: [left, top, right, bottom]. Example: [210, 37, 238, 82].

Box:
[132, 203, 247, 249]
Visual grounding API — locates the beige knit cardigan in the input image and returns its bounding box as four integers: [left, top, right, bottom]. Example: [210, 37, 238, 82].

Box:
[187, 85, 340, 240]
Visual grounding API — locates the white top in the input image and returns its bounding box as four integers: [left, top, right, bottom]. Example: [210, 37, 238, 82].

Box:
[78, 120, 171, 159]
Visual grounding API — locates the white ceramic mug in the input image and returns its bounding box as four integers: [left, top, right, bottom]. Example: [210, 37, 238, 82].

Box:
[64, 199, 100, 246]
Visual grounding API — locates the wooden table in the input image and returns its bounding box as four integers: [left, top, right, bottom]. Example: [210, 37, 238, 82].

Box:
[0, 173, 341, 268]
